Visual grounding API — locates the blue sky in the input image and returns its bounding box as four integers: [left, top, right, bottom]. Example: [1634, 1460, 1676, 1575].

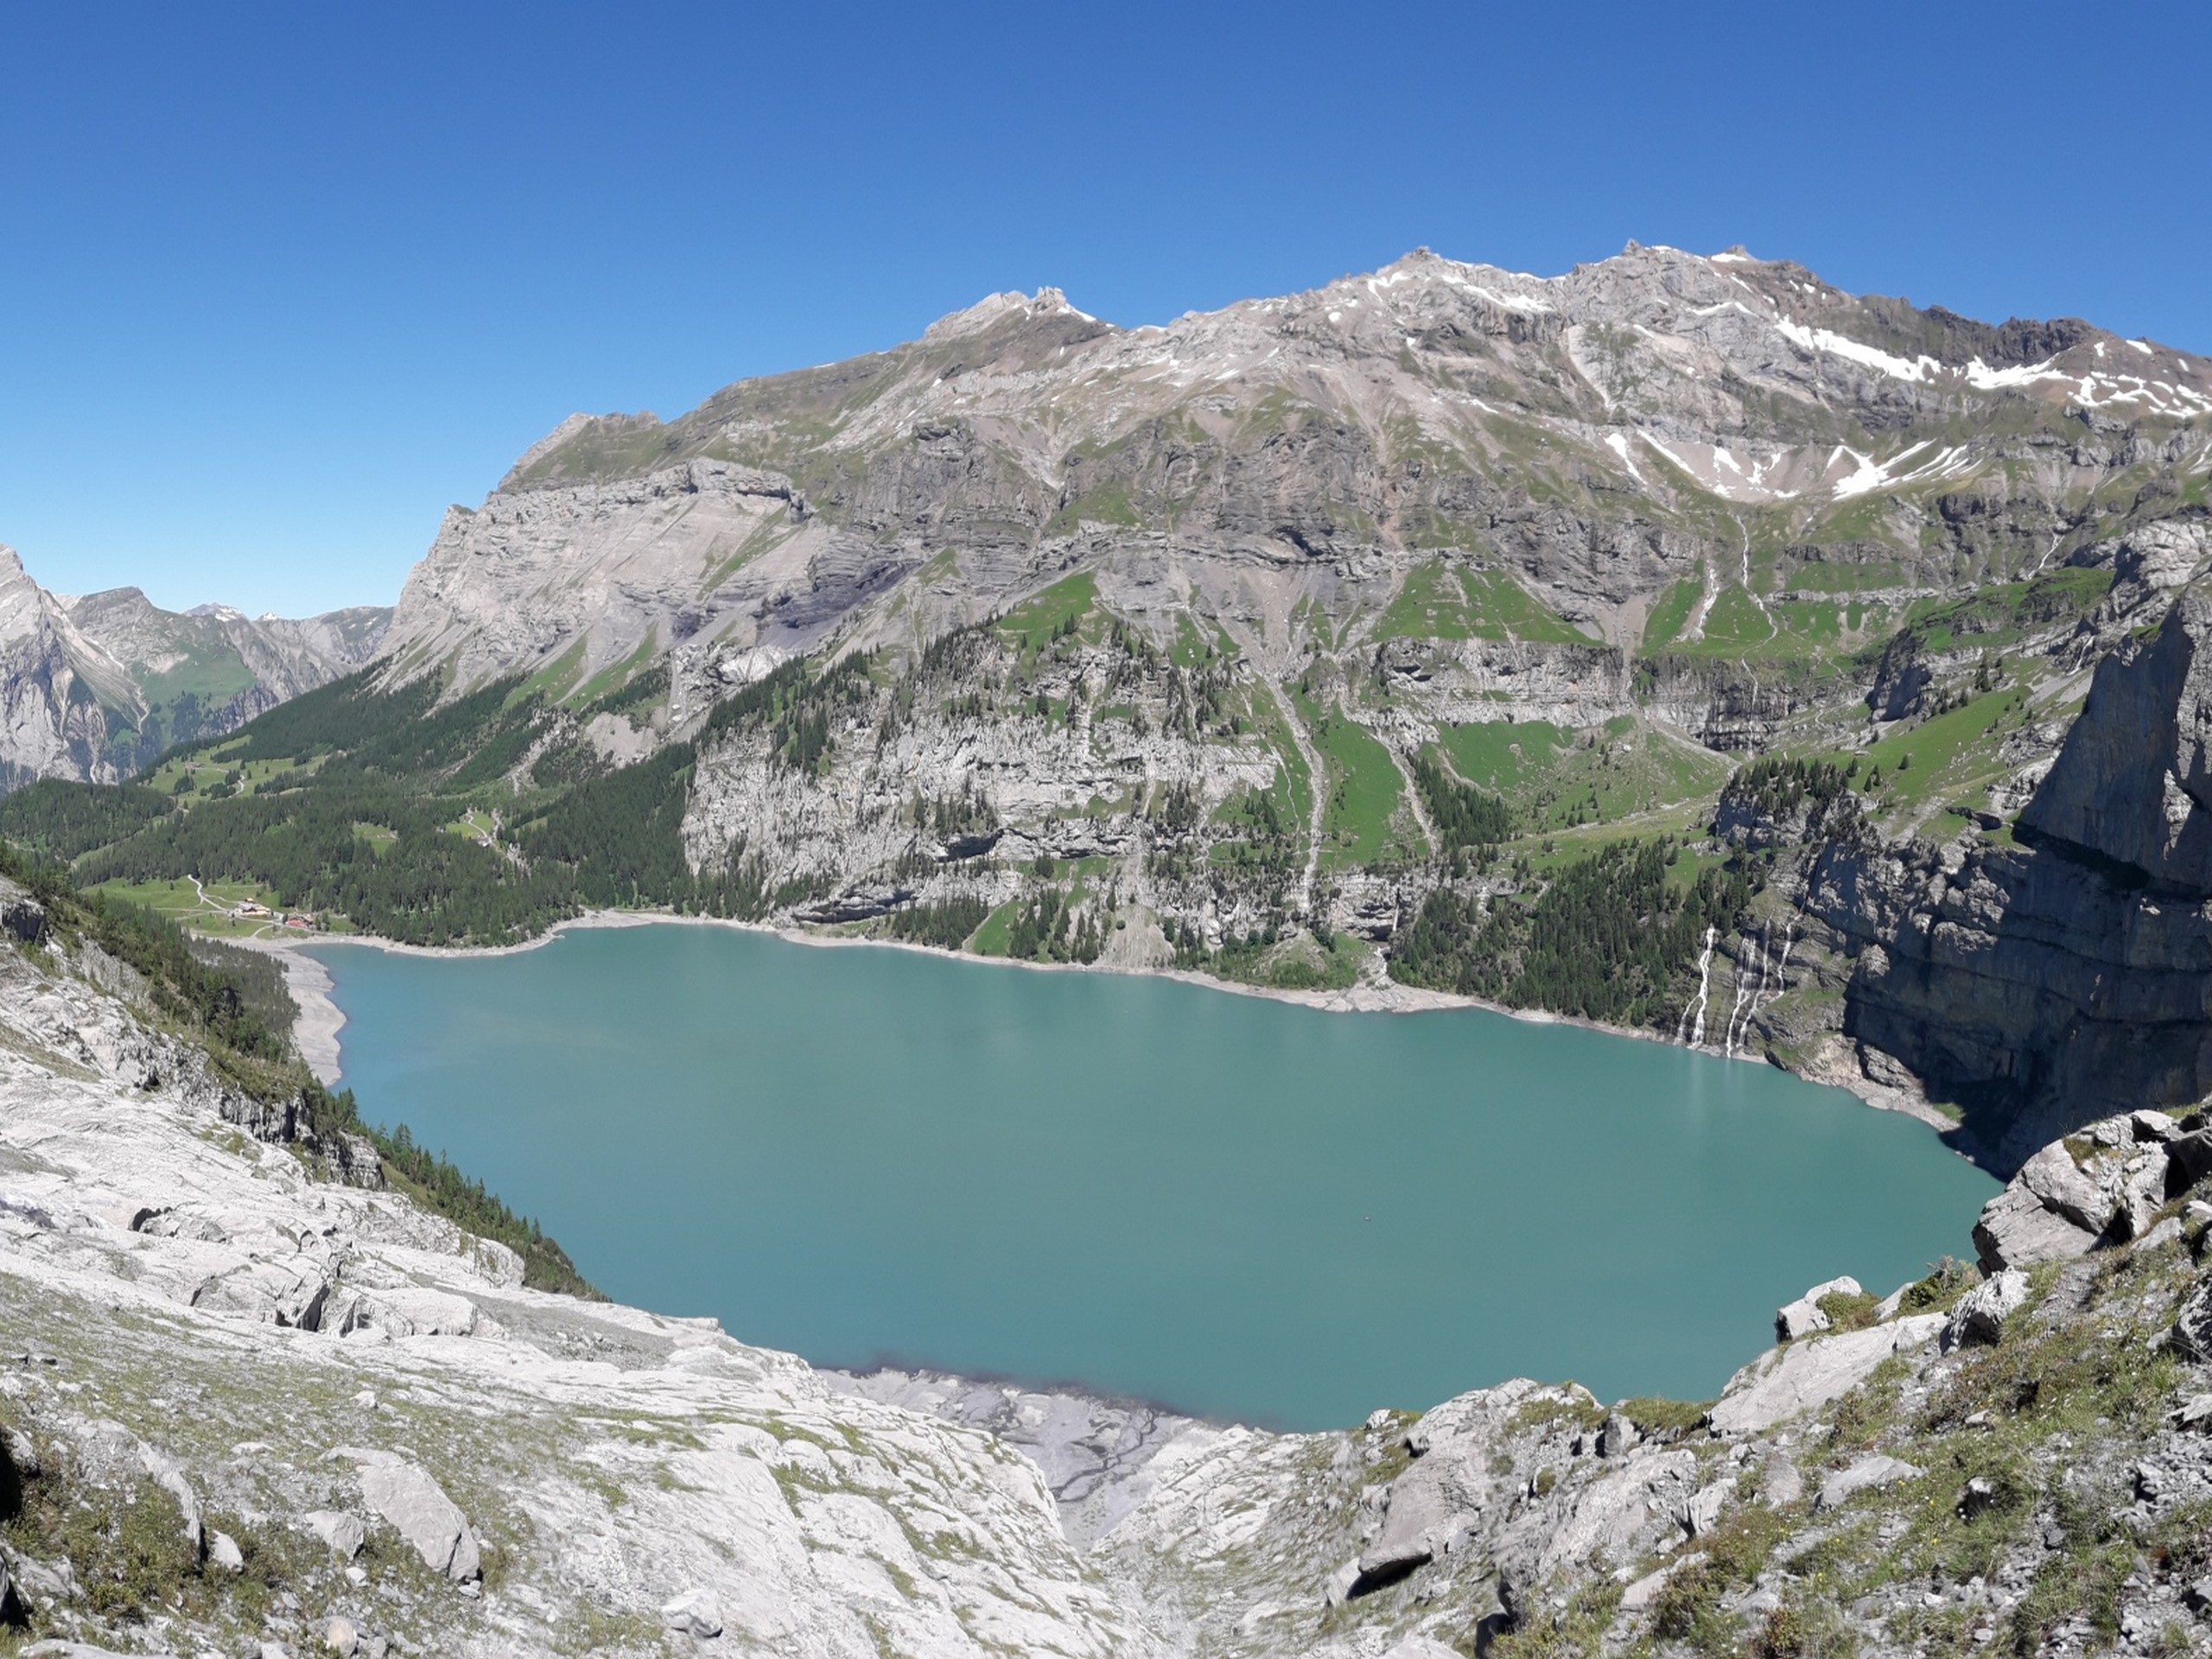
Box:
[2, 2, 2206, 615]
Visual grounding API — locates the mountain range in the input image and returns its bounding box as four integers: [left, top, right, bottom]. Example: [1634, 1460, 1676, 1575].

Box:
[0, 546, 389, 788]
[3, 240, 2210, 1164]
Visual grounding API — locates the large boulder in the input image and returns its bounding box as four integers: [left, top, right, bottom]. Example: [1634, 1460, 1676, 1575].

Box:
[1973, 1117, 2184, 1270]
[1707, 1314, 1946, 1435]
[341, 1452, 480, 1582]
[1973, 1182, 2100, 1271]
[1776, 1275, 1863, 1342]
[1943, 1268, 2030, 1349]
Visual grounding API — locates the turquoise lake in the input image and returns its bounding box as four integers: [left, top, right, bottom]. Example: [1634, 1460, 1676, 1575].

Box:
[311, 925, 1996, 1430]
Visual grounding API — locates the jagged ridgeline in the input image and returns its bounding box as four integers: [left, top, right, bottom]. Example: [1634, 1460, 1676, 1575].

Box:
[2, 242, 2209, 1156]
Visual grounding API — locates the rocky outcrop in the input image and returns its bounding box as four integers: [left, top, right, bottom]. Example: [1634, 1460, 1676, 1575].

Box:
[1970, 1109, 2185, 1268]
[1706, 1314, 1948, 1435]
[1739, 572, 2212, 1166]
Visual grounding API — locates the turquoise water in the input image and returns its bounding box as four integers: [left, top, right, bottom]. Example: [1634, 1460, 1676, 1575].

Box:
[312, 925, 1995, 1430]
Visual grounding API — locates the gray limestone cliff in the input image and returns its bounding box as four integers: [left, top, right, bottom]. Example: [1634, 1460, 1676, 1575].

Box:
[1724, 566, 2212, 1170]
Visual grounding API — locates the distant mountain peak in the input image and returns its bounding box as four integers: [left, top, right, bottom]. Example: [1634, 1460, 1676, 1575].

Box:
[922, 286, 1100, 344]
[0, 549, 392, 792]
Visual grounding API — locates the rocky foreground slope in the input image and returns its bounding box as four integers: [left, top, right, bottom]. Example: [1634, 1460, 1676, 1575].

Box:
[9, 877, 2212, 1656]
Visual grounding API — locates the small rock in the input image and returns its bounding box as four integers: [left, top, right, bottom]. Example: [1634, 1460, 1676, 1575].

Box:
[661, 1587, 723, 1638]
[260, 1645, 292, 1659]
[208, 1530, 245, 1572]
[1739, 1586, 1783, 1617]
[2137, 1217, 2184, 1253]
[2183, 1577, 2212, 1614]
[1776, 1275, 1863, 1342]
[1596, 1414, 1639, 1459]
[1815, 1453, 1923, 1512]
[1322, 1559, 1361, 1608]
[1622, 1556, 1694, 1611]
[352, 1390, 378, 1410]
[1379, 1638, 1463, 1659]
[2172, 1394, 2212, 1428]
[2135, 1461, 2170, 1503]
[346, 1566, 368, 1586]
[2167, 1128, 2212, 1189]
[303, 1510, 366, 1560]
[1944, 1268, 2031, 1349]
[1675, 1484, 1728, 1536]
[1762, 1453, 1803, 1507]
[324, 1618, 359, 1656]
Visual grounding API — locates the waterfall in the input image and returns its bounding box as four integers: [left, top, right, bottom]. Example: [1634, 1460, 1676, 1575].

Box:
[1756, 925, 1797, 1025]
[1723, 928, 1764, 1058]
[1682, 925, 1717, 1046]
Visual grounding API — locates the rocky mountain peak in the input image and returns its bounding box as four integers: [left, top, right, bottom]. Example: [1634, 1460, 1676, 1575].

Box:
[921, 285, 1103, 344]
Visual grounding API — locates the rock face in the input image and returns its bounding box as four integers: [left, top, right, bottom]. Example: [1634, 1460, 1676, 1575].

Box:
[2017, 575, 2212, 891]
[377, 243, 2211, 727]
[0, 545, 391, 791]
[1745, 573, 2212, 1167]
